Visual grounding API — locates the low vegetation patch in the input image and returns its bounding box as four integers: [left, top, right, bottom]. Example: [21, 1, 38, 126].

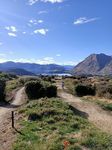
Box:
[25, 80, 57, 99]
[96, 83, 112, 99]
[0, 79, 6, 102]
[83, 97, 112, 111]
[75, 84, 95, 97]
[64, 76, 112, 99]
[0, 72, 18, 102]
[13, 98, 112, 150]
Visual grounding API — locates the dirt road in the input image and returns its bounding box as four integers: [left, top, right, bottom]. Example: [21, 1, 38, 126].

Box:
[0, 87, 25, 150]
[57, 81, 112, 134]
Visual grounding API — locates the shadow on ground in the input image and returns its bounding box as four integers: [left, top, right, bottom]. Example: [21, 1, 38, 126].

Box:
[0, 103, 20, 109]
[69, 105, 89, 119]
[13, 127, 24, 135]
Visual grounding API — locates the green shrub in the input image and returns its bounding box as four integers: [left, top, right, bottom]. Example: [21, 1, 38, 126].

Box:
[25, 80, 57, 99]
[19, 76, 41, 85]
[75, 84, 95, 97]
[103, 103, 112, 111]
[25, 81, 45, 99]
[0, 80, 6, 102]
[46, 85, 57, 98]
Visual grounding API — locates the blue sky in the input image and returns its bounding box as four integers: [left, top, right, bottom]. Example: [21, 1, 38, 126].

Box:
[0, 0, 112, 65]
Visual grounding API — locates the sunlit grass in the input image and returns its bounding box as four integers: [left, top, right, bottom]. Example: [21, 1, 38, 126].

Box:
[13, 98, 112, 150]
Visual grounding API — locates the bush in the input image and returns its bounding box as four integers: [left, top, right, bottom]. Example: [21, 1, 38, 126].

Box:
[75, 84, 95, 97]
[96, 83, 112, 99]
[46, 85, 57, 98]
[25, 80, 57, 99]
[0, 80, 6, 102]
[19, 76, 41, 85]
[25, 81, 45, 99]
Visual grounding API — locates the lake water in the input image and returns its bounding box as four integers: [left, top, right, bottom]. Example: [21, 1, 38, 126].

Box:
[40, 73, 72, 76]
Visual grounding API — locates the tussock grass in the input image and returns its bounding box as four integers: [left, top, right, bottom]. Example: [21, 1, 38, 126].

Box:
[13, 98, 112, 150]
[83, 97, 112, 111]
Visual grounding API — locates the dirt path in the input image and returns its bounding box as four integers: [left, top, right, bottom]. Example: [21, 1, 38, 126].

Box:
[0, 87, 25, 150]
[57, 81, 112, 134]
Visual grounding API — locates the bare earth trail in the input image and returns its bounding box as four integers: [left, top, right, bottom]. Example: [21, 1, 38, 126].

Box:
[57, 80, 112, 134]
[0, 87, 25, 150]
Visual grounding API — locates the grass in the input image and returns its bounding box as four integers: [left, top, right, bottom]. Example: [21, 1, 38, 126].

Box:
[97, 102, 112, 111]
[6, 79, 20, 93]
[64, 78, 112, 112]
[13, 98, 112, 150]
[64, 78, 75, 94]
[5, 79, 22, 102]
[83, 97, 112, 111]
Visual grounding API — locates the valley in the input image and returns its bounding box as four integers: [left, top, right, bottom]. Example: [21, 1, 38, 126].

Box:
[0, 73, 112, 150]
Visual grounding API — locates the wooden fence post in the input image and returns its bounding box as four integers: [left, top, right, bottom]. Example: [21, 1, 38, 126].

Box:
[12, 111, 14, 128]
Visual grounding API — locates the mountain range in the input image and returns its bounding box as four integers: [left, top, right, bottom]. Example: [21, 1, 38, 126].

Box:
[0, 61, 73, 75]
[0, 53, 112, 76]
[72, 53, 112, 75]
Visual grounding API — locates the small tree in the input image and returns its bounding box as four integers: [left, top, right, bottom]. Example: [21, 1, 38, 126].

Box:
[75, 84, 95, 97]
[25, 80, 57, 100]
[46, 85, 57, 98]
[25, 81, 44, 99]
[0, 80, 6, 102]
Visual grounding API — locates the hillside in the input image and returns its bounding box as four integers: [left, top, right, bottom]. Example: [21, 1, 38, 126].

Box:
[72, 53, 112, 75]
[0, 62, 72, 75]
[5, 68, 36, 76]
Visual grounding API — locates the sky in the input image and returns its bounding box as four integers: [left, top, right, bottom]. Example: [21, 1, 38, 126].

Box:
[0, 0, 112, 65]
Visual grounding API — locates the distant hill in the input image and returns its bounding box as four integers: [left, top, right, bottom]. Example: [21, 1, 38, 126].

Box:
[0, 62, 73, 75]
[5, 68, 36, 76]
[72, 53, 112, 75]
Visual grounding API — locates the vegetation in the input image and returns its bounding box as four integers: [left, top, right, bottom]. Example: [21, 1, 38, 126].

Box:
[0, 72, 18, 102]
[64, 76, 112, 99]
[0, 72, 19, 102]
[83, 97, 112, 111]
[5, 79, 23, 101]
[96, 83, 112, 99]
[0, 79, 6, 102]
[18, 76, 41, 85]
[0, 72, 17, 81]
[25, 80, 57, 99]
[75, 84, 95, 97]
[13, 98, 112, 150]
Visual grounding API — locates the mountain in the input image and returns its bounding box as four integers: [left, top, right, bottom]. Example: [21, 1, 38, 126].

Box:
[63, 65, 74, 71]
[72, 53, 112, 75]
[0, 62, 72, 74]
[5, 68, 36, 76]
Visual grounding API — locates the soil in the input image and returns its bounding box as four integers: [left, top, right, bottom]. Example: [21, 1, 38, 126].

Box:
[57, 80, 112, 134]
[0, 87, 26, 150]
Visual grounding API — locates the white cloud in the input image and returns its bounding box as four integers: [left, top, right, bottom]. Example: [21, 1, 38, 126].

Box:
[56, 54, 61, 57]
[5, 26, 17, 32]
[0, 58, 7, 63]
[29, 19, 43, 25]
[22, 31, 26, 34]
[28, 0, 39, 5]
[34, 28, 48, 35]
[36, 57, 55, 64]
[74, 17, 98, 25]
[8, 32, 17, 37]
[0, 42, 3, 46]
[9, 51, 14, 55]
[29, 19, 37, 24]
[0, 57, 55, 64]
[38, 20, 43, 23]
[0, 53, 6, 57]
[28, 0, 64, 5]
[0, 56, 79, 65]
[62, 61, 78, 65]
[41, 0, 64, 3]
[38, 10, 48, 14]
